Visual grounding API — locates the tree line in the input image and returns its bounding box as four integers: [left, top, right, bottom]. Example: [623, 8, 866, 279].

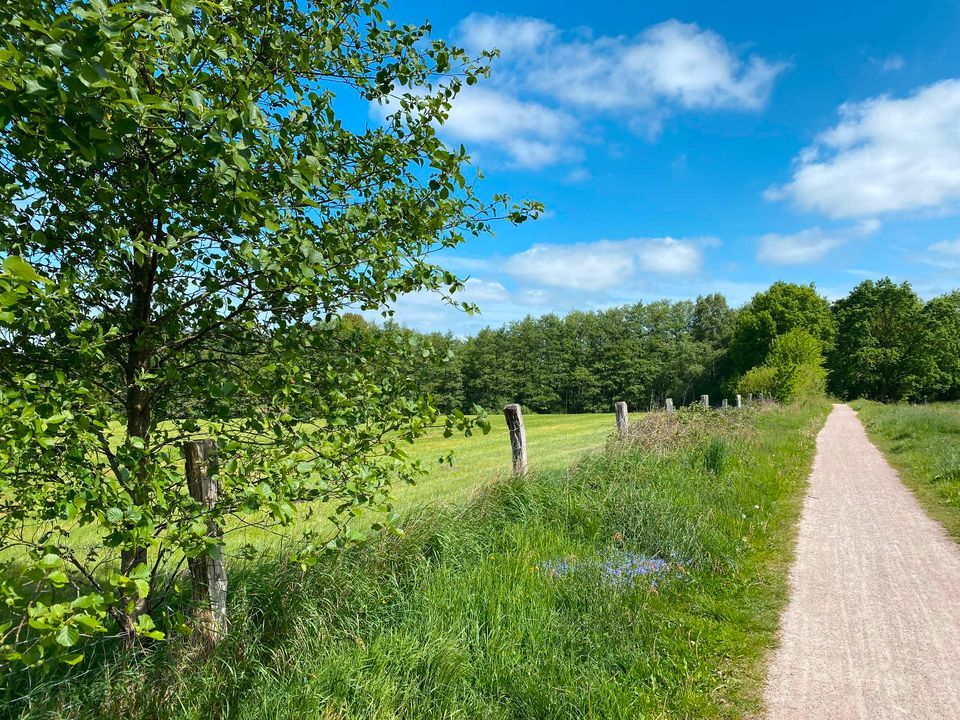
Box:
[372, 278, 960, 413]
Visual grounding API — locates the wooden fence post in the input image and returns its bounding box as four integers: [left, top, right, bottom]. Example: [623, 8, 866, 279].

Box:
[183, 439, 227, 647]
[503, 404, 528, 476]
[615, 401, 629, 438]
[735, 394, 742, 408]
[665, 397, 674, 413]
[721, 398, 728, 409]
[700, 394, 709, 409]
[748, 393, 754, 404]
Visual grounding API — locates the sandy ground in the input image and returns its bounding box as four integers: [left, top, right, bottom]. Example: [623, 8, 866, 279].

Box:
[764, 404, 960, 719]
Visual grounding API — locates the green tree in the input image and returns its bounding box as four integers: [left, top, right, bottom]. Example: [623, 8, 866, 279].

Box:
[829, 279, 932, 400]
[0, 0, 535, 663]
[923, 292, 960, 400]
[765, 329, 827, 401]
[728, 282, 835, 376]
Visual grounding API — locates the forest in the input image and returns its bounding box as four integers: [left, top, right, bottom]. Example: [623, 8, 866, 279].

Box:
[385, 279, 960, 413]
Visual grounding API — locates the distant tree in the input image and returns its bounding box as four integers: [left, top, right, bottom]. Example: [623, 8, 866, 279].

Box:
[0, 0, 535, 663]
[923, 292, 960, 400]
[829, 279, 932, 400]
[728, 282, 835, 376]
[692, 293, 736, 399]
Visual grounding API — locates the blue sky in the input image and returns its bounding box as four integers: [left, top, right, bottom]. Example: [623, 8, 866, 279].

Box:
[369, 1, 960, 332]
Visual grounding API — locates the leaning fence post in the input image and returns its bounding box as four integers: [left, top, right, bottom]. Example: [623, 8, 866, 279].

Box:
[665, 397, 674, 413]
[615, 401, 629, 438]
[183, 439, 227, 647]
[503, 404, 528, 476]
[735, 394, 742, 408]
[701, 394, 709, 409]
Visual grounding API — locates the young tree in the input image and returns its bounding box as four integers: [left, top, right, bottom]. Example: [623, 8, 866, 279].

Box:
[0, 0, 535, 663]
[728, 282, 835, 376]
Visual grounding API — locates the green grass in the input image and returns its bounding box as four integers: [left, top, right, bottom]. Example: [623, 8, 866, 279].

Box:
[851, 400, 960, 541]
[395, 412, 616, 507]
[3, 401, 830, 719]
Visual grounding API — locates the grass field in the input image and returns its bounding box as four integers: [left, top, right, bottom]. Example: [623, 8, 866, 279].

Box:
[851, 400, 960, 541]
[4, 400, 830, 719]
[395, 412, 617, 507]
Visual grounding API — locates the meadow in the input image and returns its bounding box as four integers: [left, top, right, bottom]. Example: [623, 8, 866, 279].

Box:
[3, 401, 830, 719]
[394, 411, 616, 507]
[852, 401, 960, 540]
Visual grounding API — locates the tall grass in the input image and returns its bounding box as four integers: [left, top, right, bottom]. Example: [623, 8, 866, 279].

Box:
[3, 401, 829, 720]
[852, 400, 960, 541]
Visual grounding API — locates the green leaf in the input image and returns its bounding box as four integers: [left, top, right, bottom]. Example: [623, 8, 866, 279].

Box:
[170, 0, 196, 17]
[55, 625, 79, 648]
[3, 256, 49, 283]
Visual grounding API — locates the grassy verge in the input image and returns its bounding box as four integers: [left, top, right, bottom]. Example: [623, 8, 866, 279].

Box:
[3, 401, 829, 720]
[851, 400, 960, 541]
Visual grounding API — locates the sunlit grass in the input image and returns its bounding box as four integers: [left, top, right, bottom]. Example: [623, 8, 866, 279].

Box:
[4, 401, 831, 719]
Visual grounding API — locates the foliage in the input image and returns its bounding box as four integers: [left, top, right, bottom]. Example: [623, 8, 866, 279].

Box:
[728, 282, 835, 376]
[451, 298, 732, 414]
[922, 292, 960, 400]
[2, 402, 830, 719]
[765, 329, 827, 401]
[0, 0, 536, 664]
[829, 279, 932, 401]
[736, 365, 777, 398]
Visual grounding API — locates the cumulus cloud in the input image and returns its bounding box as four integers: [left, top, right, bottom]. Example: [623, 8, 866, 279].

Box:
[767, 80, 960, 218]
[425, 14, 785, 166]
[456, 16, 784, 115]
[757, 220, 880, 265]
[504, 237, 707, 290]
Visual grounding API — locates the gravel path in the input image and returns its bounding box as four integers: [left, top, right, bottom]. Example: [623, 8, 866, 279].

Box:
[764, 403, 960, 719]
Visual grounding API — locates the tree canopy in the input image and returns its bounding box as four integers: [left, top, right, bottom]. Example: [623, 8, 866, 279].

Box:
[0, 0, 535, 665]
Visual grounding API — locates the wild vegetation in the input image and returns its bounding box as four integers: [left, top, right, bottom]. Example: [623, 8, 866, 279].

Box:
[853, 401, 960, 540]
[4, 401, 830, 719]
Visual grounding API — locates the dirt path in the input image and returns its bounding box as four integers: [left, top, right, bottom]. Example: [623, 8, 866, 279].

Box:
[764, 403, 960, 718]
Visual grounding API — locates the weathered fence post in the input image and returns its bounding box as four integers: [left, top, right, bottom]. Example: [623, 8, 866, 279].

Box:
[183, 439, 227, 647]
[503, 404, 528, 476]
[748, 393, 754, 404]
[615, 401, 629, 438]
[665, 397, 674, 413]
[721, 398, 729, 409]
[700, 394, 709, 409]
[735, 394, 742, 408]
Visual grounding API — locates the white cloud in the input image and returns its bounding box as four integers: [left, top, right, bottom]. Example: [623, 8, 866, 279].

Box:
[457, 16, 784, 118]
[432, 14, 785, 165]
[767, 80, 960, 218]
[455, 14, 557, 55]
[757, 221, 880, 265]
[375, 86, 578, 169]
[459, 277, 510, 303]
[930, 238, 960, 256]
[504, 237, 707, 290]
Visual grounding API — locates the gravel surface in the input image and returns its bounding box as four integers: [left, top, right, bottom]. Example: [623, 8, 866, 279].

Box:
[764, 404, 960, 719]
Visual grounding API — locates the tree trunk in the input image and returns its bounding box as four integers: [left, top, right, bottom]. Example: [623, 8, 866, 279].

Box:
[120, 243, 158, 644]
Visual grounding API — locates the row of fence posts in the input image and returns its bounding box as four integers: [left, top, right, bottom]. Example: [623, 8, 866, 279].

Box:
[184, 390, 766, 647]
[504, 393, 762, 476]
